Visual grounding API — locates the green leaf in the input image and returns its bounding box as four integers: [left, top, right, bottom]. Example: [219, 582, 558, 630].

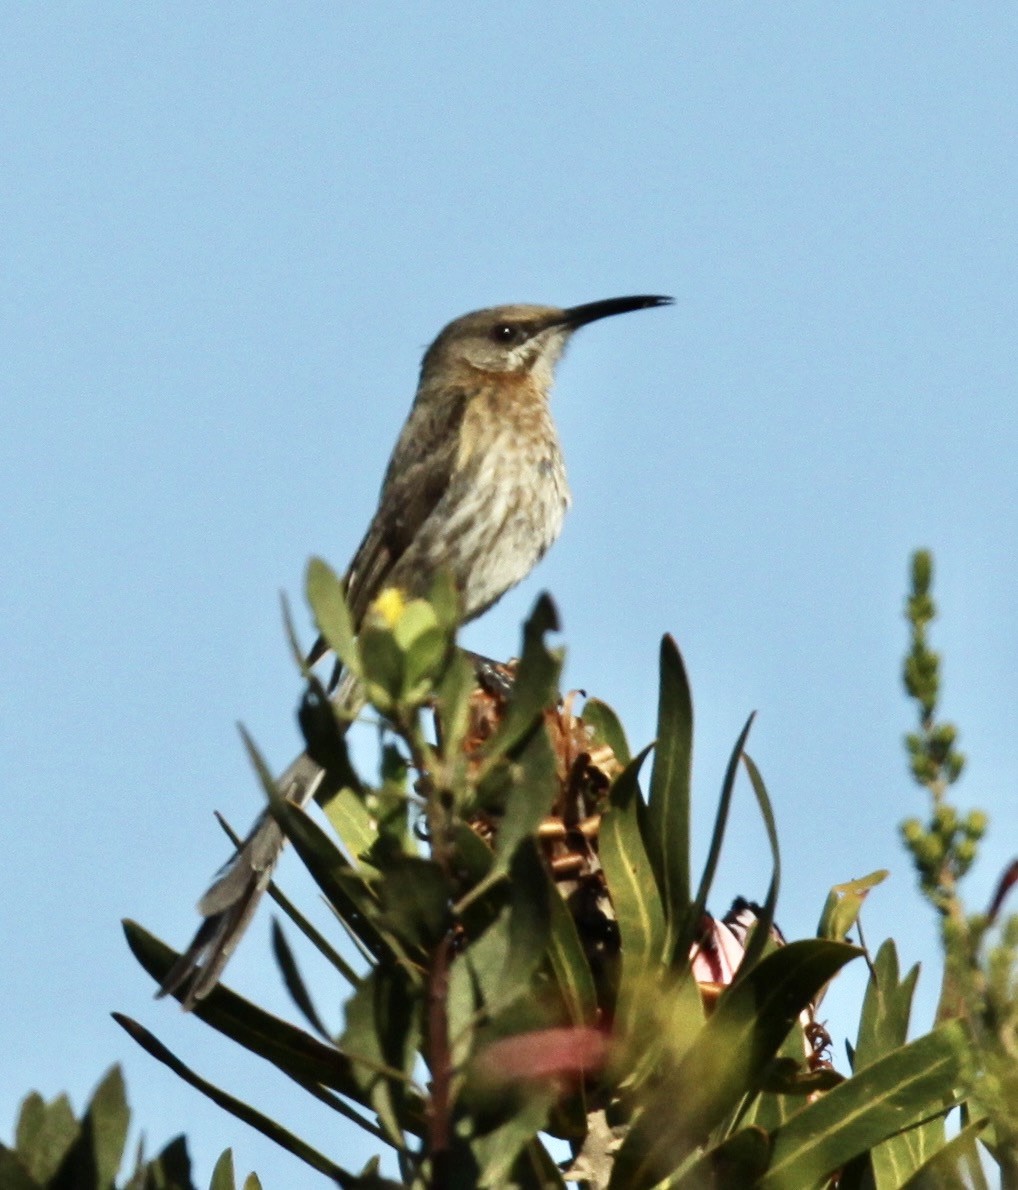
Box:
[390, 597, 439, 652]
[448, 944, 479, 1071]
[142, 1134, 193, 1190]
[469, 1088, 556, 1189]
[853, 940, 946, 1187]
[402, 626, 449, 703]
[112, 1014, 365, 1186]
[818, 869, 889, 942]
[270, 919, 330, 1039]
[513, 1139, 568, 1189]
[611, 939, 860, 1188]
[340, 967, 418, 1150]
[450, 822, 495, 887]
[296, 679, 363, 791]
[760, 1021, 968, 1189]
[305, 557, 359, 676]
[376, 856, 450, 955]
[435, 649, 476, 762]
[482, 594, 562, 766]
[581, 698, 631, 767]
[13, 1090, 78, 1185]
[392, 599, 447, 699]
[209, 1149, 237, 1190]
[467, 842, 551, 1019]
[123, 921, 390, 1110]
[899, 1115, 989, 1189]
[426, 567, 462, 632]
[671, 1126, 772, 1189]
[222, 833, 358, 986]
[546, 877, 598, 1027]
[0, 1149, 38, 1190]
[357, 624, 404, 710]
[323, 786, 380, 873]
[855, 940, 920, 1070]
[646, 635, 693, 953]
[491, 721, 558, 875]
[599, 746, 664, 1039]
[67, 1064, 130, 1190]
[678, 712, 755, 958]
[244, 746, 396, 965]
[732, 753, 781, 981]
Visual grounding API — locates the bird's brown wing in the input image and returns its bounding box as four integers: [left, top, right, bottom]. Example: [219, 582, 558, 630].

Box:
[306, 385, 473, 672]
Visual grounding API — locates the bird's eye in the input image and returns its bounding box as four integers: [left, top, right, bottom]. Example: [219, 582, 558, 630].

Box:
[490, 323, 519, 345]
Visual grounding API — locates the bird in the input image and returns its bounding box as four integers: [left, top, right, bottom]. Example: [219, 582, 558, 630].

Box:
[159, 294, 673, 1008]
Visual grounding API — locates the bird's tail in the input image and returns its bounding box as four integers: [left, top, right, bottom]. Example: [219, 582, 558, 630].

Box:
[158, 751, 325, 1009]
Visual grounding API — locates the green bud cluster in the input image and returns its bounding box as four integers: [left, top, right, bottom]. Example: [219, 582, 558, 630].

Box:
[900, 550, 974, 906]
[898, 551, 1018, 1167]
[899, 790, 987, 899]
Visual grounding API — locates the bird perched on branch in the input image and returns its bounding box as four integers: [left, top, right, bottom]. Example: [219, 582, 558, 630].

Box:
[160, 294, 673, 1008]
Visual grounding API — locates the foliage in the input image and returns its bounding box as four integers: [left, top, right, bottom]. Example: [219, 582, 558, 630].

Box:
[102, 553, 1009, 1187]
[0, 1064, 259, 1190]
[898, 549, 1018, 1187]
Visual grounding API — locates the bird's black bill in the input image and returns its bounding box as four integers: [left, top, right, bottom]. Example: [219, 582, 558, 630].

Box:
[563, 294, 673, 330]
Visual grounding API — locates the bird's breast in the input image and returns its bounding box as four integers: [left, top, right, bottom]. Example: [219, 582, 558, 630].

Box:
[451, 383, 570, 617]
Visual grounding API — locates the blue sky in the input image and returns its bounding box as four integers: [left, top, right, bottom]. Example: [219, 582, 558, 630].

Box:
[3, 6, 1016, 1186]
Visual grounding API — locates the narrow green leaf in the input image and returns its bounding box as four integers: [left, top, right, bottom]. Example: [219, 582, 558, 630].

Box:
[305, 557, 360, 676]
[733, 753, 780, 981]
[296, 678, 363, 790]
[451, 822, 495, 886]
[246, 750, 396, 965]
[435, 649, 476, 760]
[448, 945, 479, 1071]
[280, 590, 311, 675]
[111, 1014, 363, 1187]
[581, 698, 631, 767]
[491, 722, 558, 873]
[546, 878, 598, 1027]
[482, 594, 562, 766]
[900, 1116, 989, 1189]
[599, 746, 664, 1038]
[213, 823, 358, 985]
[646, 635, 693, 950]
[760, 1021, 968, 1189]
[740, 1020, 833, 1134]
[260, 780, 395, 966]
[123, 921, 379, 1106]
[678, 712, 755, 959]
[270, 919, 330, 1039]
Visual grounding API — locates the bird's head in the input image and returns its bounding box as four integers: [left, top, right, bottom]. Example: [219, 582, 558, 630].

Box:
[419, 295, 673, 392]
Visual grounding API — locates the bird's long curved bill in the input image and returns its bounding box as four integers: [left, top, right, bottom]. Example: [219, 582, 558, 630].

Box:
[563, 294, 673, 329]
